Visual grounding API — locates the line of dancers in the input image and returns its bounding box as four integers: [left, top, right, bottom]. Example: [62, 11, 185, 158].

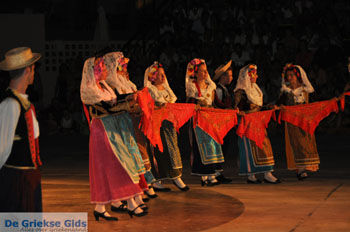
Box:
[80, 49, 343, 221]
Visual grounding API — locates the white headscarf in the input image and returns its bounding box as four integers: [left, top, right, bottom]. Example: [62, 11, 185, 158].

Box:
[234, 64, 263, 106]
[80, 57, 116, 105]
[144, 61, 177, 103]
[104, 51, 137, 94]
[185, 58, 216, 105]
[281, 64, 314, 104]
[281, 64, 314, 93]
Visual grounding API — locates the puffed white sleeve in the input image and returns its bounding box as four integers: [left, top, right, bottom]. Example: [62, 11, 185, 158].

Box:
[0, 98, 21, 169]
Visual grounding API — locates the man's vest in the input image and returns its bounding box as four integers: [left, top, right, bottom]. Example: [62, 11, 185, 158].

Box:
[1, 89, 42, 169]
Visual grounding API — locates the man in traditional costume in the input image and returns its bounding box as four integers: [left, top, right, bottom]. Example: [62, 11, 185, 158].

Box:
[212, 60, 235, 184]
[0, 47, 43, 211]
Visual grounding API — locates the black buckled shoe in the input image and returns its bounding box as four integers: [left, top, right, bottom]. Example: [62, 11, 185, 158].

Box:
[216, 174, 233, 184]
[111, 202, 128, 213]
[153, 186, 171, 192]
[144, 189, 158, 198]
[127, 206, 148, 218]
[297, 171, 308, 181]
[93, 211, 118, 221]
[172, 180, 190, 192]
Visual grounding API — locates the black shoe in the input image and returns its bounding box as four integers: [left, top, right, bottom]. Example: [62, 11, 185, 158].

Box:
[142, 196, 150, 202]
[297, 171, 308, 181]
[93, 211, 118, 221]
[201, 180, 216, 187]
[172, 180, 190, 192]
[138, 203, 148, 211]
[216, 174, 233, 184]
[247, 179, 262, 184]
[127, 206, 148, 218]
[111, 202, 127, 213]
[144, 189, 158, 198]
[153, 186, 171, 192]
[263, 178, 281, 184]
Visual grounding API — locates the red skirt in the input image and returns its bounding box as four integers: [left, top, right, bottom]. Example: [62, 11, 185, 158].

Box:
[89, 118, 144, 204]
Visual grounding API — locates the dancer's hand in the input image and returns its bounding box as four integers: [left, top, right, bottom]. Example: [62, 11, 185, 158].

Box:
[126, 94, 137, 105]
[238, 111, 245, 116]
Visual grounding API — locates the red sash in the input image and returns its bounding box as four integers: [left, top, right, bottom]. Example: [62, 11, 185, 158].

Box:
[142, 103, 195, 152]
[278, 99, 339, 134]
[237, 110, 276, 149]
[24, 104, 42, 168]
[193, 108, 238, 144]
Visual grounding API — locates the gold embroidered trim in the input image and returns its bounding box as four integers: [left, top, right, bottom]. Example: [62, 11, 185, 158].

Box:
[9, 88, 31, 110]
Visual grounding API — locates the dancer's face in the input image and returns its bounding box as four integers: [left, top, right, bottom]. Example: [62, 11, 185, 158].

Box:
[286, 70, 300, 89]
[196, 64, 208, 81]
[27, 64, 35, 85]
[223, 70, 233, 85]
[249, 70, 258, 83]
[153, 68, 166, 86]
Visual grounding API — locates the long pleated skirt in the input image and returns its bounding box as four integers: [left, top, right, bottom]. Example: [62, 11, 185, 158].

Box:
[151, 120, 183, 180]
[284, 122, 319, 171]
[131, 115, 156, 184]
[238, 130, 275, 175]
[190, 121, 224, 176]
[89, 113, 146, 204]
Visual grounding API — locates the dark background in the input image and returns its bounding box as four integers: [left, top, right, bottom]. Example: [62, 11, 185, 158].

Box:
[0, 0, 349, 137]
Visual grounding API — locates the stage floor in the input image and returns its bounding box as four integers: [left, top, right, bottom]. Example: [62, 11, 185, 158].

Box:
[40, 132, 350, 232]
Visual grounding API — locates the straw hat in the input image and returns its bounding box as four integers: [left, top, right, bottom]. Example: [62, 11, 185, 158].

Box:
[213, 60, 232, 81]
[0, 47, 41, 71]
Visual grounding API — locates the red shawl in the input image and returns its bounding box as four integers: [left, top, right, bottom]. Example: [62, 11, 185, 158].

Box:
[193, 108, 238, 144]
[140, 102, 196, 152]
[278, 99, 339, 134]
[237, 110, 276, 149]
[137, 87, 155, 123]
[340, 92, 350, 111]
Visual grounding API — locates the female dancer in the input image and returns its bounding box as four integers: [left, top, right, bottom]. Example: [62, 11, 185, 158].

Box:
[144, 61, 189, 191]
[233, 64, 280, 184]
[185, 58, 224, 186]
[277, 64, 319, 180]
[80, 55, 147, 220]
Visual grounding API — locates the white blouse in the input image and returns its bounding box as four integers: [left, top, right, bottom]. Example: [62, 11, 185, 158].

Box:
[148, 85, 177, 104]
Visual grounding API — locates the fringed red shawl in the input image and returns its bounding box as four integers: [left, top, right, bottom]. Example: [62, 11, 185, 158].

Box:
[237, 110, 276, 149]
[340, 92, 350, 111]
[137, 87, 155, 124]
[138, 92, 196, 152]
[278, 99, 339, 134]
[147, 103, 195, 152]
[193, 108, 238, 145]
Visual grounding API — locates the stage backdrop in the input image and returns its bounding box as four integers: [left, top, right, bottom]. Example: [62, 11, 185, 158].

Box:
[0, 14, 52, 105]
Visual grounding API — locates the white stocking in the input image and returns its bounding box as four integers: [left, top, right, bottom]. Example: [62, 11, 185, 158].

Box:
[173, 177, 186, 188]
